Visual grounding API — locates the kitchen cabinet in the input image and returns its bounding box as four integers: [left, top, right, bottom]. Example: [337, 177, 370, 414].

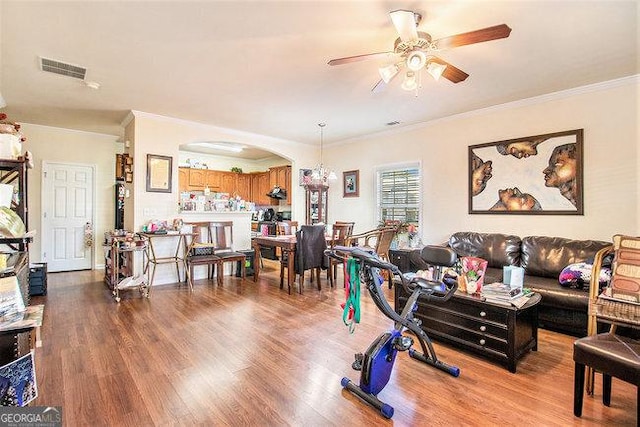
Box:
[250, 172, 271, 205]
[268, 165, 292, 205]
[205, 170, 222, 189]
[178, 167, 287, 205]
[236, 173, 251, 200]
[188, 169, 206, 189]
[179, 168, 189, 192]
[220, 172, 237, 194]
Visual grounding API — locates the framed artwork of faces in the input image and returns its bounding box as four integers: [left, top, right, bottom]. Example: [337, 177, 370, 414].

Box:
[469, 129, 583, 215]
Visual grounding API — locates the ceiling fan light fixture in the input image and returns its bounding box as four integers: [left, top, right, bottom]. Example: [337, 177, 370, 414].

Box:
[406, 50, 427, 71]
[378, 63, 399, 83]
[401, 71, 418, 91]
[426, 60, 447, 81]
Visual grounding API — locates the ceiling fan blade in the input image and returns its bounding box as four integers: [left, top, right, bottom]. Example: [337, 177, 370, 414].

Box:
[390, 9, 419, 42]
[328, 51, 394, 66]
[429, 57, 469, 83]
[371, 79, 386, 93]
[434, 24, 512, 50]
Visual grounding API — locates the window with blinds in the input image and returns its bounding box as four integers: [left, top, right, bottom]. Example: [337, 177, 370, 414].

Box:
[377, 167, 420, 225]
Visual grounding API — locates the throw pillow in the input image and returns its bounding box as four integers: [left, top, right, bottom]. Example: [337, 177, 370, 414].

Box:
[559, 262, 611, 290]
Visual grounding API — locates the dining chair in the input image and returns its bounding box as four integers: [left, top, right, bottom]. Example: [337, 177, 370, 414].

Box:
[276, 221, 298, 284]
[327, 222, 354, 286]
[183, 221, 220, 289]
[276, 220, 299, 236]
[209, 221, 247, 285]
[347, 225, 399, 287]
[281, 224, 327, 293]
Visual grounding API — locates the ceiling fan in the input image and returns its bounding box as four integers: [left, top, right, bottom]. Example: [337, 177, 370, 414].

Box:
[328, 10, 511, 92]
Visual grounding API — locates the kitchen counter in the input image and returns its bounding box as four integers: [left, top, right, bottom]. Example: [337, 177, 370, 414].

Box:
[145, 211, 253, 285]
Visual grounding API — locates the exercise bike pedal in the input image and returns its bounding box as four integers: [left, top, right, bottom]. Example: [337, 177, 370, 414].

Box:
[352, 353, 364, 371]
[392, 336, 414, 352]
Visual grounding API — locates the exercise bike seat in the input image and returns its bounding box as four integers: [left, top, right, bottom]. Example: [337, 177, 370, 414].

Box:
[420, 245, 457, 268]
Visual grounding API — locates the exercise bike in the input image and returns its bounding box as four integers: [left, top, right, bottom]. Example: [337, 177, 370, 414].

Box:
[326, 245, 460, 419]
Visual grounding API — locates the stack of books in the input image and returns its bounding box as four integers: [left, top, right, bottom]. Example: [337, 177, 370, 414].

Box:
[482, 282, 523, 304]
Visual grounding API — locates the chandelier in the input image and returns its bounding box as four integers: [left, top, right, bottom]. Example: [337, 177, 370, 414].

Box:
[310, 123, 337, 186]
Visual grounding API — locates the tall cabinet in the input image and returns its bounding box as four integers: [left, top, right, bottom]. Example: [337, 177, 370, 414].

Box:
[305, 184, 328, 225]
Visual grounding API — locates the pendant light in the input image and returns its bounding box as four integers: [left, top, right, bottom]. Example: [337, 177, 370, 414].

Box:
[310, 123, 337, 186]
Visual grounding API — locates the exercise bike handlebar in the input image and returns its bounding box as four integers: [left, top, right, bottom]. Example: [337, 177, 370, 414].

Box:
[325, 246, 458, 302]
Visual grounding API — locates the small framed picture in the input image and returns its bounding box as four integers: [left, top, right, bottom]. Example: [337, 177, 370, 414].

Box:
[146, 154, 173, 193]
[299, 168, 312, 186]
[343, 170, 359, 198]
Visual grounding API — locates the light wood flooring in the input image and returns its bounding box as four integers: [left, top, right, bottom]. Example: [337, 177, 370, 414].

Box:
[30, 262, 636, 426]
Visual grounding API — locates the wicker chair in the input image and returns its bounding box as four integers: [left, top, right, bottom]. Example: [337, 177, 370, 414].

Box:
[346, 225, 399, 287]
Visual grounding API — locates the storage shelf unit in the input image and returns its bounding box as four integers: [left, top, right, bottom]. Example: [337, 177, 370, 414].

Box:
[0, 158, 28, 230]
[0, 240, 32, 365]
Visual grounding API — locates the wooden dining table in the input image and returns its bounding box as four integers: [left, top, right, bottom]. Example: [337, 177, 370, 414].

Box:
[252, 235, 298, 293]
[253, 233, 341, 294]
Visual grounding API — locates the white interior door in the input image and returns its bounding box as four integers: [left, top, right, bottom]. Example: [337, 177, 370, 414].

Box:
[42, 162, 95, 272]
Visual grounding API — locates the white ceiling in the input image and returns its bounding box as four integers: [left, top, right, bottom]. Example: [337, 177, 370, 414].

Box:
[0, 1, 637, 150]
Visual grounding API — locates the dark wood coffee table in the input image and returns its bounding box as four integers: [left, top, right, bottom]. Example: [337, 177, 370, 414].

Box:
[395, 286, 541, 373]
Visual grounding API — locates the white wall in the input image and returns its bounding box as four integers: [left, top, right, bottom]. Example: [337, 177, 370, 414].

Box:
[22, 123, 120, 266]
[325, 77, 639, 243]
[126, 111, 318, 231]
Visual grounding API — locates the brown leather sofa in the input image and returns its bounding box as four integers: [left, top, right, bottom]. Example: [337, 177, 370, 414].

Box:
[446, 231, 610, 336]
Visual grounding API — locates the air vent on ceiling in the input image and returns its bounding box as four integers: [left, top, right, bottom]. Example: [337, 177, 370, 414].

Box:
[40, 57, 87, 80]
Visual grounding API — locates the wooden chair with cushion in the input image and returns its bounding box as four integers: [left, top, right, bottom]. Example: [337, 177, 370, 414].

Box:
[327, 222, 354, 287]
[183, 221, 220, 289]
[209, 221, 247, 285]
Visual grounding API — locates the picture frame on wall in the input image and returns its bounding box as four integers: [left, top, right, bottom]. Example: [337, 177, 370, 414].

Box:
[299, 168, 312, 186]
[343, 170, 359, 198]
[468, 129, 583, 215]
[146, 154, 173, 193]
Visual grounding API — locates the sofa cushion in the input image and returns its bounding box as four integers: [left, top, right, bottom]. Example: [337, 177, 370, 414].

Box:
[520, 236, 610, 279]
[524, 274, 590, 310]
[559, 262, 612, 290]
[449, 232, 521, 269]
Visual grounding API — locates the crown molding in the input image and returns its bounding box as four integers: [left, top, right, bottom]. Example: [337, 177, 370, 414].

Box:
[20, 122, 120, 140]
[335, 74, 640, 146]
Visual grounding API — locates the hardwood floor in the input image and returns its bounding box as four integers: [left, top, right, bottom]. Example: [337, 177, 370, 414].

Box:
[31, 262, 635, 426]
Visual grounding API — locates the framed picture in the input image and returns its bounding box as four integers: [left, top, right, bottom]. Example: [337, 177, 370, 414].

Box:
[343, 170, 359, 198]
[299, 168, 312, 186]
[469, 129, 583, 215]
[146, 154, 173, 193]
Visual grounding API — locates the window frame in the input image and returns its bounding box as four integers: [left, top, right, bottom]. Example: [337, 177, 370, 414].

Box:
[375, 162, 422, 229]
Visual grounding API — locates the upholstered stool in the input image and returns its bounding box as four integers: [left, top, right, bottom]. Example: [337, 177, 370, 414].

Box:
[573, 332, 640, 419]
